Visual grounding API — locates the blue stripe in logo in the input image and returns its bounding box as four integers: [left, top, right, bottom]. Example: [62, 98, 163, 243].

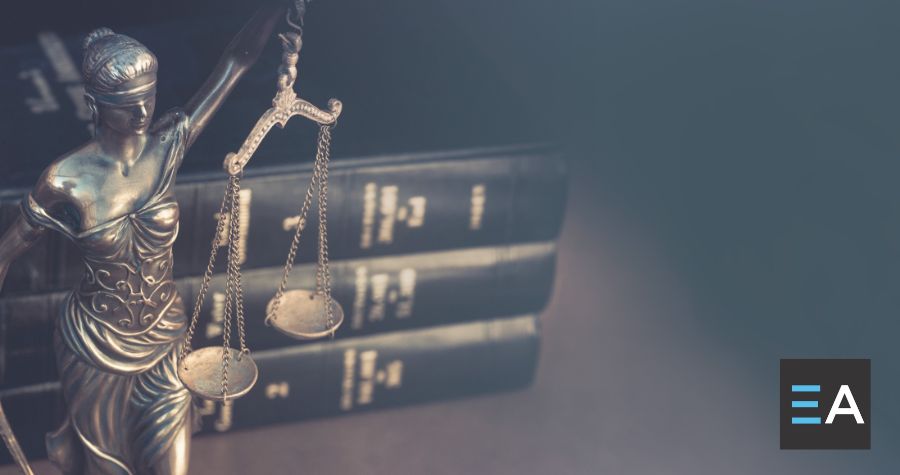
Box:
[791, 385, 820, 393]
[791, 400, 818, 408]
[791, 417, 822, 425]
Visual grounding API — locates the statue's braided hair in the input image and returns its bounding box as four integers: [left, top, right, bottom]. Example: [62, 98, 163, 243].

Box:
[82, 28, 157, 94]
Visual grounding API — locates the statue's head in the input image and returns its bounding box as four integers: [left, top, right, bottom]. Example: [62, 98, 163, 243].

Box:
[82, 28, 158, 135]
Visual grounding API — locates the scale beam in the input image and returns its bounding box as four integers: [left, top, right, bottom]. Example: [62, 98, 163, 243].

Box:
[224, 32, 342, 176]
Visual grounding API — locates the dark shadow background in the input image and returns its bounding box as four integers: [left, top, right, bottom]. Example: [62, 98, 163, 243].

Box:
[2, 0, 900, 473]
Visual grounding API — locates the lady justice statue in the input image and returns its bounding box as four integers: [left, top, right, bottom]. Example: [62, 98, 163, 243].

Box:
[0, 4, 286, 474]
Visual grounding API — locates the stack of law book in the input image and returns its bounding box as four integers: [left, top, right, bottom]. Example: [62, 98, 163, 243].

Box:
[0, 10, 567, 463]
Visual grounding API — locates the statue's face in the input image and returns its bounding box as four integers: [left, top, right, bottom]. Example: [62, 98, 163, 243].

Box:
[93, 73, 157, 135]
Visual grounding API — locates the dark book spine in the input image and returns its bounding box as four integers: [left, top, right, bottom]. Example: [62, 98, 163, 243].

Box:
[0, 242, 556, 388]
[0, 146, 566, 295]
[183, 148, 567, 280]
[0, 315, 540, 464]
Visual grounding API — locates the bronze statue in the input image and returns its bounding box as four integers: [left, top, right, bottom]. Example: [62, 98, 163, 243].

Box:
[0, 5, 284, 474]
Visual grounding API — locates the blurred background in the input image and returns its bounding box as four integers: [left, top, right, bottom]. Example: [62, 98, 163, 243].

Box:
[1, 0, 900, 473]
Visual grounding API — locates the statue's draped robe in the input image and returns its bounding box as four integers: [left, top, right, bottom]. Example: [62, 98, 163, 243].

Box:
[22, 110, 194, 474]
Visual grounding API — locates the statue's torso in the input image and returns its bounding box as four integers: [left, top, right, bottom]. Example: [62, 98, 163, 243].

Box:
[75, 188, 180, 335]
[24, 110, 189, 337]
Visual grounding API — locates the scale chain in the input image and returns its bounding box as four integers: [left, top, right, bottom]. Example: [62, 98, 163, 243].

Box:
[313, 135, 326, 297]
[221, 174, 250, 400]
[265, 147, 321, 326]
[316, 125, 335, 330]
[265, 123, 335, 333]
[235, 257, 249, 355]
[180, 181, 232, 363]
[220, 178, 236, 400]
[230, 176, 249, 355]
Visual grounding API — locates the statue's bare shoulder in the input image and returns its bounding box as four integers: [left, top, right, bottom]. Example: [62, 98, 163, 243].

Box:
[31, 142, 138, 231]
[33, 144, 106, 207]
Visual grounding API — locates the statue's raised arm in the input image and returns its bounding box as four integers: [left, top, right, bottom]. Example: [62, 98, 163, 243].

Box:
[183, 3, 285, 149]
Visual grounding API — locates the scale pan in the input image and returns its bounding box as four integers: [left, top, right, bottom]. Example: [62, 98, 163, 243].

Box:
[267, 289, 344, 340]
[178, 346, 258, 402]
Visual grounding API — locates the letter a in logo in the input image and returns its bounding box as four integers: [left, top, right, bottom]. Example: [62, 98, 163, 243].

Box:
[826, 385, 864, 424]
